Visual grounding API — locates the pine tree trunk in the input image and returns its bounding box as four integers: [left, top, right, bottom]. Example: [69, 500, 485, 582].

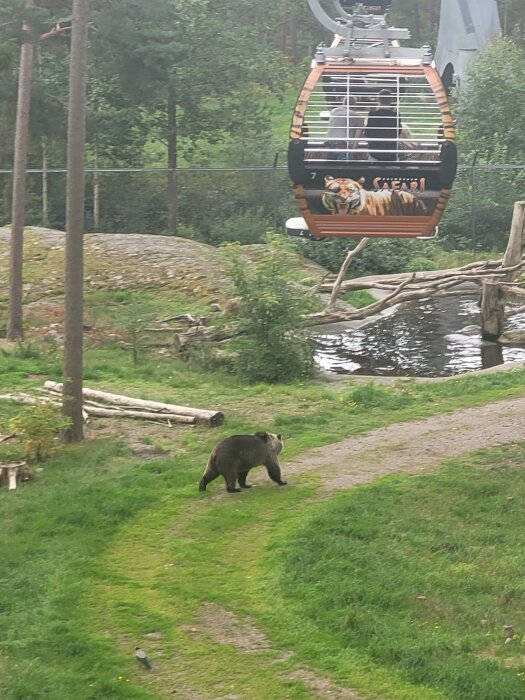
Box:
[167, 87, 177, 235]
[63, 0, 90, 442]
[93, 140, 100, 229]
[42, 139, 49, 227]
[7, 0, 34, 340]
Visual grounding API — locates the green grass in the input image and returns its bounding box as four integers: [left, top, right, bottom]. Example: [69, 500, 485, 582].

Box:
[342, 289, 377, 308]
[273, 447, 525, 699]
[2, 347, 525, 698]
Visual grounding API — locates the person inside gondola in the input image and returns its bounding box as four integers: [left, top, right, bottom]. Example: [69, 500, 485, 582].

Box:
[363, 88, 400, 162]
[326, 96, 365, 160]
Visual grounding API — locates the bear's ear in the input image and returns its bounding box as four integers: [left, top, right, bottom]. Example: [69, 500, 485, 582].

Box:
[255, 431, 268, 440]
[277, 433, 282, 441]
[358, 177, 365, 186]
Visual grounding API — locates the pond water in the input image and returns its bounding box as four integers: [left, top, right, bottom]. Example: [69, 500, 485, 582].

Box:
[314, 296, 525, 378]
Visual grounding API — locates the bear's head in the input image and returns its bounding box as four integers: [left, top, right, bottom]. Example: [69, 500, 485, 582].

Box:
[255, 431, 283, 455]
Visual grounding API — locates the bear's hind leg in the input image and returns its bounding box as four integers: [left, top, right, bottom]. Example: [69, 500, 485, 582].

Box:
[238, 471, 253, 489]
[199, 466, 220, 491]
[224, 472, 241, 493]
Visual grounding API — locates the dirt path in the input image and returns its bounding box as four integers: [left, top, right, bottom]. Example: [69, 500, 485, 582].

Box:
[280, 393, 525, 494]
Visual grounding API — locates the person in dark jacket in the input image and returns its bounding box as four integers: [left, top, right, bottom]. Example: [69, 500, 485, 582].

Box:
[363, 88, 401, 162]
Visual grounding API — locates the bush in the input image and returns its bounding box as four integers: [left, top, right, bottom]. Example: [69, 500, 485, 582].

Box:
[8, 402, 71, 461]
[293, 237, 432, 276]
[405, 256, 438, 272]
[222, 235, 317, 383]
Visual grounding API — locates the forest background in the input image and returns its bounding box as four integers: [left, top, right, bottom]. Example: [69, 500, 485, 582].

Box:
[0, 0, 524, 275]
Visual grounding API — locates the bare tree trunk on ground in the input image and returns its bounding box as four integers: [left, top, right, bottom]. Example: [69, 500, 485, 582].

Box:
[8, 0, 34, 340]
[63, 0, 90, 442]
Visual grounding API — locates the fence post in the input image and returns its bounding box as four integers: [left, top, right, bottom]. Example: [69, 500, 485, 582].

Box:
[480, 279, 505, 342]
[502, 201, 525, 282]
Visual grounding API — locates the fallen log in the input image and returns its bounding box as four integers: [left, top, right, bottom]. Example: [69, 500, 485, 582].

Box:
[83, 406, 196, 424]
[43, 382, 224, 427]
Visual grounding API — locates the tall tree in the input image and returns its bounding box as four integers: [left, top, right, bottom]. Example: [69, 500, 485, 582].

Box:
[63, 0, 90, 442]
[457, 37, 525, 161]
[7, 0, 35, 340]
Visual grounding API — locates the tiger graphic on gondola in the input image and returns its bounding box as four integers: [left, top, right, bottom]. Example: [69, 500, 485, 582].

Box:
[322, 176, 427, 216]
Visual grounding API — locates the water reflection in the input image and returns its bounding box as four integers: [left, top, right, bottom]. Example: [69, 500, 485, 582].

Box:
[315, 296, 525, 377]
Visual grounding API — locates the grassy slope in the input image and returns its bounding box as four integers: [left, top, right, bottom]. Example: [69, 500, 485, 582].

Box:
[275, 449, 525, 700]
[2, 345, 525, 698]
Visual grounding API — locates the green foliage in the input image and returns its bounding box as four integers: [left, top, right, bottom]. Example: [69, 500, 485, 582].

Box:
[293, 237, 431, 276]
[441, 161, 525, 251]
[222, 236, 317, 383]
[208, 208, 270, 245]
[8, 401, 71, 461]
[439, 38, 525, 249]
[342, 289, 376, 308]
[119, 296, 157, 366]
[405, 256, 438, 272]
[457, 38, 525, 161]
[11, 340, 42, 360]
[276, 451, 525, 699]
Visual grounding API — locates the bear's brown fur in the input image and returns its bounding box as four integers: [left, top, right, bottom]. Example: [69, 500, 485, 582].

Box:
[199, 432, 286, 493]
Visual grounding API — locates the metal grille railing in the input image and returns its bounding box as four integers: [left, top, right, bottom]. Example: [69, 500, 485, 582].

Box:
[303, 70, 444, 163]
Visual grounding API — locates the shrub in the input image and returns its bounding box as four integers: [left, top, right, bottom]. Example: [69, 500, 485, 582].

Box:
[405, 256, 438, 272]
[293, 237, 431, 276]
[222, 236, 317, 383]
[8, 402, 71, 461]
[208, 209, 270, 245]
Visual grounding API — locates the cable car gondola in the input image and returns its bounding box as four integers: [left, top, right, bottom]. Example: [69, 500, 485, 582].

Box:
[287, 0, 457, 240]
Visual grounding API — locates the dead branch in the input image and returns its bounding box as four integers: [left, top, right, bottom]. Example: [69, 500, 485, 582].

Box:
[0, 433, 17, 444]
[319, 258, 525, 295]
[159, 313, 201, 325]
[326, 237, 370, 311]
[305, 271, 334, 293]
[309, 274, 416, 325]
[506, 304, 525, 318]
[40, 22, 95, 41]
[504, 285, 525, 300]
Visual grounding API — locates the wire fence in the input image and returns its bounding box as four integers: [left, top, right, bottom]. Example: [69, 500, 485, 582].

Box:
[0, 162, 524, 251]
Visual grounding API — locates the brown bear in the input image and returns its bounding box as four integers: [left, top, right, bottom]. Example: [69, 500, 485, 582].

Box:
[199, 432, 286, 493]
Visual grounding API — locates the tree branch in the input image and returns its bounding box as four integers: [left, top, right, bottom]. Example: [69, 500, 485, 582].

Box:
[326, 237, 369, 311]
[40, 22, 95, 41]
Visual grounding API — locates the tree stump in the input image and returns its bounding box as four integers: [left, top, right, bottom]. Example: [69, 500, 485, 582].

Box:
[480, 280, 505, 342]
[0, 461, 31, 490]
